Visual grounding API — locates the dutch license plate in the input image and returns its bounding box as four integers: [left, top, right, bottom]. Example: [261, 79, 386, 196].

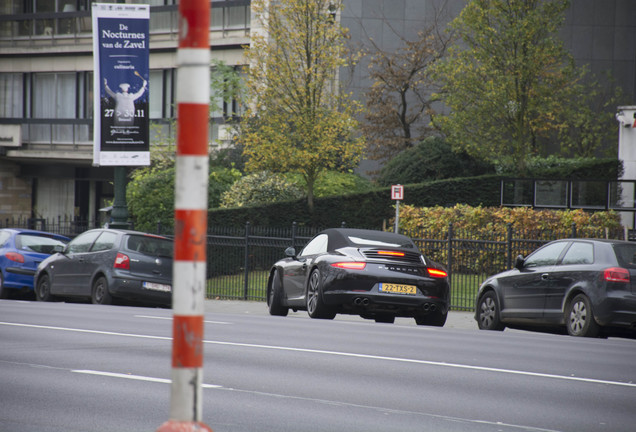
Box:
[143, 281, 172, 292]
[379, 283, 416, 295]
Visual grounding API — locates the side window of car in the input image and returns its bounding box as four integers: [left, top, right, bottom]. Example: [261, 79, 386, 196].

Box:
[299, 234, 328, 257]
[67, 231, 102, 253]
[560, 242, 594, 265]
[524, 242, 568, 268]
[0, 231, 10, 246]
[91, 232, 117, 252]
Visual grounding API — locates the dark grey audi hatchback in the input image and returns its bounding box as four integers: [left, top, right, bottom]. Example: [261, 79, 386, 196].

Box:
[475, 238, 636, 337]
[35, 228, 173, 307]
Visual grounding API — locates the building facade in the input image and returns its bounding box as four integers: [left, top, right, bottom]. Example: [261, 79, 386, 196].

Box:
[1, 0, 634, 230]
[0, 0, 248, 231]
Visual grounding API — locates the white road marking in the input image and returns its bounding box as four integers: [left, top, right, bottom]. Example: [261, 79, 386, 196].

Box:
[134, 314, 231, 325]
[2, 321, 634, 389]
[71, 369, 221, 388]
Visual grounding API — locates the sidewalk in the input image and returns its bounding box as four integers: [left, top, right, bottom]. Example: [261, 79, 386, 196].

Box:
[204, 299, 477, 330]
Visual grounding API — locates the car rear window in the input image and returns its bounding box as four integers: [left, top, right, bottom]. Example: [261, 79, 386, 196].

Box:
[612, 244, 636, 269]
[15, 234, 67, 254]
[126, 235, 173, 258]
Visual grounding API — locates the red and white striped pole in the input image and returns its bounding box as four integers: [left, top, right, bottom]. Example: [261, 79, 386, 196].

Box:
[157, 0, 212, 431]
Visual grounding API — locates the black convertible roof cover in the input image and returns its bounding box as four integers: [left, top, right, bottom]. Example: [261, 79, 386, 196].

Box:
[320, 228, 416, 251]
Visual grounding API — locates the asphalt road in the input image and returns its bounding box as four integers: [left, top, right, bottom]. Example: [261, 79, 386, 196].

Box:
[1, 299, 635, 432]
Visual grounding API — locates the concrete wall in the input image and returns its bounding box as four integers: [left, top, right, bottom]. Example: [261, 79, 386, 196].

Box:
[0, 161, 31, 222]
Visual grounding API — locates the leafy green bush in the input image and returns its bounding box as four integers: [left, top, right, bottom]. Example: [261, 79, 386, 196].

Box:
[220, 171, 305, 208]
[127, 166, 176, 233]
[127, 164, 241, 232]
[377, 137, 495, 186]
[398, 204, 624, 275]
[399, 203, 622, 233]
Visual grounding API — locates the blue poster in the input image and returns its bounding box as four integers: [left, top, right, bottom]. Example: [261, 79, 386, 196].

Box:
[92, 3, 150, 166]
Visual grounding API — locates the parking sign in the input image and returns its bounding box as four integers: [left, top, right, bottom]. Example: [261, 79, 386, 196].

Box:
[391, 185, 404, 200]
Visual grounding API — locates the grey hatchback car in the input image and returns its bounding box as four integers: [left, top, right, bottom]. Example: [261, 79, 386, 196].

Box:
[35, 228, 173, 306]
[475, 238, 636, 337]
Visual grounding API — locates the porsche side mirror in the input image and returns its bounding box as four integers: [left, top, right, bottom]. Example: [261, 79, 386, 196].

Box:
[514, 255, 525, 270]
[284, 247, 297, 258]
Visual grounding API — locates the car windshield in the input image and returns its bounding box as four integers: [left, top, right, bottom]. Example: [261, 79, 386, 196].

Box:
[15, 234, 67, 254]
[126, 235, 173, 258]
[612, 244, 636, 269]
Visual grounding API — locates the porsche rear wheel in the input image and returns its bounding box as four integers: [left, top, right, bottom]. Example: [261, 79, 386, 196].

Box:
[268, 269, 289, 317]
[306, 269, 335, 320]
[415, 310, 447, 327]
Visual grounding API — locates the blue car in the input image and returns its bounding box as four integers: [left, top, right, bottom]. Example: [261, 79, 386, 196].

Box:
[0, 228, 70, 298]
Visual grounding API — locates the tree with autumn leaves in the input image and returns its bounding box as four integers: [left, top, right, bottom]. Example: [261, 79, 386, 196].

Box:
[361, 5, 454, 162]
[433, 0, 623, 174]
[238, 0, 365, 212]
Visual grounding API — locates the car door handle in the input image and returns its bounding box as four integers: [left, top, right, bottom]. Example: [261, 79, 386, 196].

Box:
[541, 273, 550, 280]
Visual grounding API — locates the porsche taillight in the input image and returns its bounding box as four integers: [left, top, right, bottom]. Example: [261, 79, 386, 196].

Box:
[427, 268, 447, 278]
[114, 253, 130, 270]
[6, 252, 25, 263]
[331, 262, 367, 270]
[603, 267, 630, 283]
[377, 250, 405, 257]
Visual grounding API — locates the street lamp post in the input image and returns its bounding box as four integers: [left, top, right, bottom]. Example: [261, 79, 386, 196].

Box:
[109, 166, 129, 229]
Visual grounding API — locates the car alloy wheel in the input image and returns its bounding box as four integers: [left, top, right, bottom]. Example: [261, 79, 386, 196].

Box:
[566, 294, 600, 337]
[477, 291, 505, 331]
[306, 269, 335, 320]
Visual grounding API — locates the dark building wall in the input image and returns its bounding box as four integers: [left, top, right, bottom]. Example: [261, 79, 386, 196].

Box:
[342, 0, 636, 175]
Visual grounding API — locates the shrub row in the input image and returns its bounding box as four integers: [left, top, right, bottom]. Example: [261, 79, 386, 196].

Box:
[208, 175, 503, 229]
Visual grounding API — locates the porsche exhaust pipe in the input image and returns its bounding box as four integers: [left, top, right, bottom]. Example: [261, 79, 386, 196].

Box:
[353, 297, 370, 307]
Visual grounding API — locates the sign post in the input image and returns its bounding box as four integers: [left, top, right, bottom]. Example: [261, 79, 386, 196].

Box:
[391, 185, 404, 234]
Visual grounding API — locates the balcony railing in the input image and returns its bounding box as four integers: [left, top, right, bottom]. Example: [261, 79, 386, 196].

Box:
[0, 1, 250, 47]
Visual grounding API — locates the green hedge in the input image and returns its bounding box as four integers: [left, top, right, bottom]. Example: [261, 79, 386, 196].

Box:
[207, 158, 622, 229]
[208, 174, 503, 229]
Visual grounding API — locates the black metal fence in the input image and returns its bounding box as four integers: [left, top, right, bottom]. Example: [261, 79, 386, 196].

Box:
[202, 222, 629, 311]
[3, 217, 629, 311]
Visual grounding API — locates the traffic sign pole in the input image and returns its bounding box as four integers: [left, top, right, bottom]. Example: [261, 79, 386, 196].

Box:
[391, 185, 404, 234]
[156, 0, 212, 431]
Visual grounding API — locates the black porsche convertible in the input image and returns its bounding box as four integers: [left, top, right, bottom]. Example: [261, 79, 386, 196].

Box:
[266, 228, 450, 326]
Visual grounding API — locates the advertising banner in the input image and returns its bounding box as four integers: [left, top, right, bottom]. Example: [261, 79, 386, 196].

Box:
[92, 3, 150, 166]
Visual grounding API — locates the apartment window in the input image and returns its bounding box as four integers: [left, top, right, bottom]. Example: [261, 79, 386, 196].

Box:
[0, 73, 23, 118]
[149, 69, 174, 119]
[32, 72, 76, 118]
[211, 4, 250, 31]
